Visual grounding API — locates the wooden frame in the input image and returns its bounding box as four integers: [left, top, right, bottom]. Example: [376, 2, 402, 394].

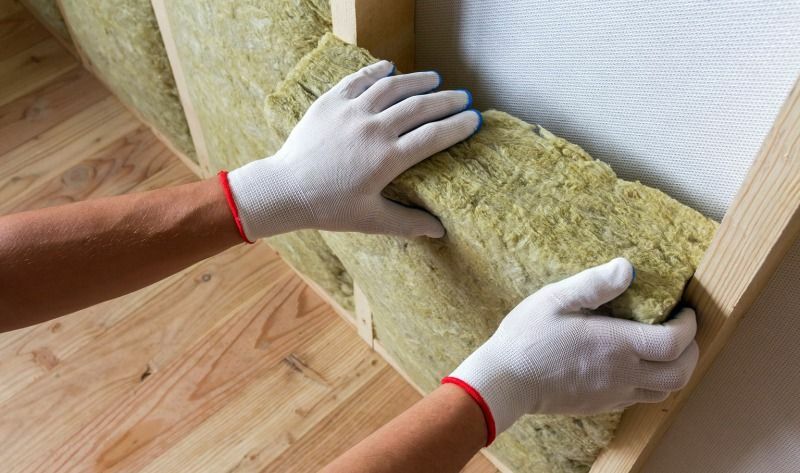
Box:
[151, 1, 212, 178]
[38, 0, 800, 471]
[331, 0, 415, 73]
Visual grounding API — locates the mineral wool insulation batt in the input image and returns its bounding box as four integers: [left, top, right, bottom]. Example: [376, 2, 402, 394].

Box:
[265, 33, 717, 473]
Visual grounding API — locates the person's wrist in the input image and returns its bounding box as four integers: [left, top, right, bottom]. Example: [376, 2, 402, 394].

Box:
[226, 157, 314, 240]
[441, 375, 496, 446]
[444, 343, 525, 445]
[436, 383, 489, 450]
[217, 170, 254, 243]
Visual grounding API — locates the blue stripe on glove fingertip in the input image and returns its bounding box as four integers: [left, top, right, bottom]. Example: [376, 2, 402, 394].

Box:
[424, 70, 442, 92]
[457, 88, 474, 110]
[469, 109, 483, 136]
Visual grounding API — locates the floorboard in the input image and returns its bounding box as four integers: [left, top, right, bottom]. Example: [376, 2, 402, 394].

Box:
[0, 4, 48, 60]
[0, 67, 108, 156]
[0, 4, 498, 471]
[0, 37, 77, 106]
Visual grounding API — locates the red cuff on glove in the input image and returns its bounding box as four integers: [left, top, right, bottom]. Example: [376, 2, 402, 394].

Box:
[442, 376, 496, 446]
[218, 170, 254, 244]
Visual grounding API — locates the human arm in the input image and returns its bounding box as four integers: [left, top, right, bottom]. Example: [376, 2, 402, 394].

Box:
[321, 383, 486, 473]
[0, 179, 240, 331]
[0, 61, 480, 331]
[323, 258, 699, 472]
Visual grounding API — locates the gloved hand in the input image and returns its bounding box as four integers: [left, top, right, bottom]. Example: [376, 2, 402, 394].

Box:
[443, 257, 699, 445]
[223, 60, 481, 242]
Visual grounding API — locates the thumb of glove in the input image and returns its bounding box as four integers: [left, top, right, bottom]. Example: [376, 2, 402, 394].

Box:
[542, 257, 635, 311]
[373, 198, 446, 238]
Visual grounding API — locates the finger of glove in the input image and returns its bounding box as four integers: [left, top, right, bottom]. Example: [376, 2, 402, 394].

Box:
[382, 90, 471, 136]
[359, 71, 441, 112]
[394, 110, 480, 176]
[374, 198, 445, 238]
[623, 307, 698, 361]
[542, 257, 634, 312]
[634, 340, 699, 391]
[632, 388, 670, 404]
[337, 60, 395, 99]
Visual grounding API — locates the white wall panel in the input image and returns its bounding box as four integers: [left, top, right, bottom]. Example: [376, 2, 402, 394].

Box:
[416, 0, 800, 221]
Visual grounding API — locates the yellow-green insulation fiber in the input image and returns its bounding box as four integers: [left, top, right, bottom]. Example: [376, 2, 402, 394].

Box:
[161, 1, 354, 311]
[162, 0, 332, 170]
[265, 33, 718, 473]
[57, 0, 196, 161]
[22, 0, 71, 43]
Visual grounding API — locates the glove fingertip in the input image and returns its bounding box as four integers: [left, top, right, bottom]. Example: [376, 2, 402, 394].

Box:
[469, 108, 483, 135]
[429, 69, 443, 89]
[607, 257, 635, 290]
[411, 213, 445, 239]
[426, 222, 446, 239]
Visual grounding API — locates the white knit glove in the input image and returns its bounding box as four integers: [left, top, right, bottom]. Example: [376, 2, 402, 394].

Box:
[225, 61, 481, 241]
[444, 258, 699, 444]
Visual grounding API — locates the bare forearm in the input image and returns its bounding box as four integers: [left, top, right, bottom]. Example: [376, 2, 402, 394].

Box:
[322, 384, 487, 473]
[0, 178, 241, 331]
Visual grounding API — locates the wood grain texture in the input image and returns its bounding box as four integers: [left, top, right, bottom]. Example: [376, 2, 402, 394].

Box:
[331, 2, 798, 472]
[283, 258, 358, 328]
[150, 0, 212, 177]
[372, 340, 509, 473]
[0, 67, 108, 156]
[0, 4, 49, 60]
[0, 96, 142, 211]
[263, 365, 498, 473]
[590, 77, 800, 472]
[0, 37, 76, 106]
[4, 126, 178, 213]
[0, 21, 498, 472]
[332, 0, 416, 72]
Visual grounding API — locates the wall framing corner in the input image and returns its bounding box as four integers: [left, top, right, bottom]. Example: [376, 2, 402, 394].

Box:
[331, 0, 415, 72]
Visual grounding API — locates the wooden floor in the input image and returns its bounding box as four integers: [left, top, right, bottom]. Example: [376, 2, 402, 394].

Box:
[0, 4, 497, 472]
